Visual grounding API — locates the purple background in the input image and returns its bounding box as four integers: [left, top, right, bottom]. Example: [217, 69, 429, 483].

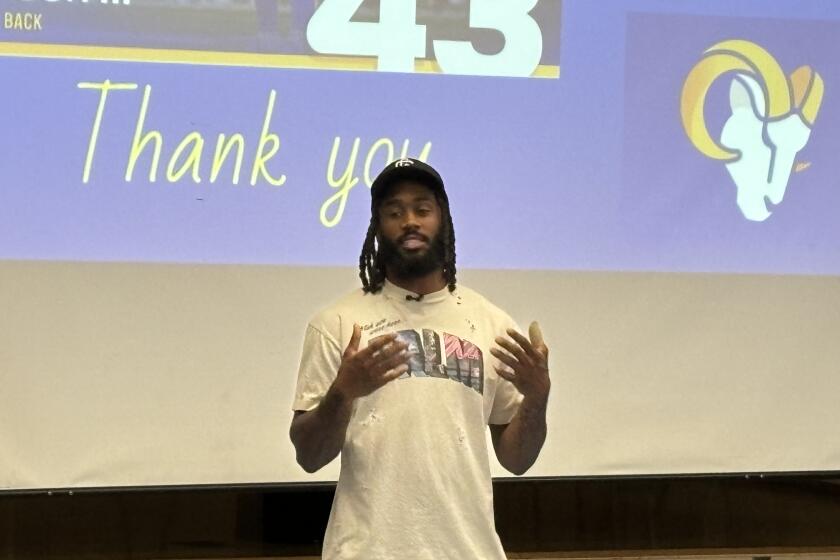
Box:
[0, 0, 839, 274]
[621, 11, 840, 275]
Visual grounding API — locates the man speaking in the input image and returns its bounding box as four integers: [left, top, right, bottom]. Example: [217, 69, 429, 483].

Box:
[290, 158, 550, 559]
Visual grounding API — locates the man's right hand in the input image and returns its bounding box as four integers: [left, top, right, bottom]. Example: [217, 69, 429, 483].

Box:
[332, 324, 410, 401]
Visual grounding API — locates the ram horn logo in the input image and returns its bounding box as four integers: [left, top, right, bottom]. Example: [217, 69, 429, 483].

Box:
[680, 40, 824, 221]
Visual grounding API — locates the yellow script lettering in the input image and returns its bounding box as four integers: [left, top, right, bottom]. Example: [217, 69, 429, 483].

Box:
[77, 80, 138, 183]
[320, 136, 361, 228]
[320, 137, 432, 228]
[126, 85, 162, 182]
[249, 89, 286, 187]
[166, 132, 204, 183]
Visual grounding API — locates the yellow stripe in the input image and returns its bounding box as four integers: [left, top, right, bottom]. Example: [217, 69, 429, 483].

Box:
[0, 41, 559, 78]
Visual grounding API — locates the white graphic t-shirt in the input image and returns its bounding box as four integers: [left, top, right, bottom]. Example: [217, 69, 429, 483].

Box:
[293, 280, 523, 560]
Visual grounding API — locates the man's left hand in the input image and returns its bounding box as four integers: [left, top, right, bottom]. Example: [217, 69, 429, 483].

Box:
[491, 321, 550, 402]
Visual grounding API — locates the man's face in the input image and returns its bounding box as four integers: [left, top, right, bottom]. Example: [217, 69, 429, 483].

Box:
[376, 181, 444, 279]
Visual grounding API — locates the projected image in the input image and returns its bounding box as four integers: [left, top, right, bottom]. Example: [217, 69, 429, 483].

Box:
[1, 0, 316, 51]
[0, 3, 838, 276]
[620, 12, 839, 274]
[4, 0, 561, 77]
[680, 40, 824, 222]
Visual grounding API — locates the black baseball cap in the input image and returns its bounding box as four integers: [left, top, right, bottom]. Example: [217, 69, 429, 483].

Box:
[370, 158, 448, 208]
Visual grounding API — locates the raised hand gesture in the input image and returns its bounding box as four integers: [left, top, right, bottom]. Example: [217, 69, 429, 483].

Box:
[333, 325, 410, 401]
[491, 321, 550, 402]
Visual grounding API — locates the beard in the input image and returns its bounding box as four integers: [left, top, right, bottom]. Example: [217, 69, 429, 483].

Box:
[378, 231, 445, 279]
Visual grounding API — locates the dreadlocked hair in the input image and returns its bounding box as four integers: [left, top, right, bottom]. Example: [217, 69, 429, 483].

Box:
[359, 194, 457, 294]
[359, 217, 386, 293]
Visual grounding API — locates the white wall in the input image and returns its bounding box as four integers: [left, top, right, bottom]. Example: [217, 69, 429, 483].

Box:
[1, 261, 838, 490]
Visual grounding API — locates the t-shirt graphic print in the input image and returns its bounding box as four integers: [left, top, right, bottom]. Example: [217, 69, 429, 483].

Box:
[393, 329, 484, 395]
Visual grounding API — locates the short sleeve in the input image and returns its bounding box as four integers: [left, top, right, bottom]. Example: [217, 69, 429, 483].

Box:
[292, 324, 343, 412]
[488, 318, 525, 425]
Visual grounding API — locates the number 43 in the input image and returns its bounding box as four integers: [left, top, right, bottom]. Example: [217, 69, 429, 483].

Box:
[306, 0, 543, 77]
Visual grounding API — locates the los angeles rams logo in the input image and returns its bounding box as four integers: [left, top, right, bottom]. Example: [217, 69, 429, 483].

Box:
[680, 40, 824, 221]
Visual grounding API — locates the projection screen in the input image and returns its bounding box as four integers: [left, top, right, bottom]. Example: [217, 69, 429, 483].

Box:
[1, 0, 839, 490]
